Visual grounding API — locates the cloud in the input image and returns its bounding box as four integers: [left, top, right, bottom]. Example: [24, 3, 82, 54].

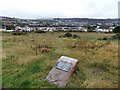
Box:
[0, 0, 119, 19]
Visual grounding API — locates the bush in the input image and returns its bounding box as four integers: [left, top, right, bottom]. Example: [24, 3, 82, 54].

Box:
[58, 36, 62, 38]
[113, 26, 120, 33]
[64, 32, 72, 37]
[58, 32, 81, 39]
[12, 31, 27, 35]
[102, 37, 108, 40]
[111, 33, 120, 40]
[73, 34, 81, 38]
[98, 34, 120, 40]
[98, 37, 108, 40]
[6, 25, 15, 30]
[98, 38, 102, 40]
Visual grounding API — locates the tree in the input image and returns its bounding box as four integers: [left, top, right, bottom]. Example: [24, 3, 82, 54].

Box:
[88, 26, 96, 32]
[6, 25, 15, 30]
[113, 26, 120, 33]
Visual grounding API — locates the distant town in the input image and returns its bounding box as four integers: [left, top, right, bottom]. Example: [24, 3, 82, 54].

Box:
[0, 16, 119, 33]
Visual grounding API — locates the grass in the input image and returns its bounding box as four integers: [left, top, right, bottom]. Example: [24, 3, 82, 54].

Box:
[2, 32, 118, 88]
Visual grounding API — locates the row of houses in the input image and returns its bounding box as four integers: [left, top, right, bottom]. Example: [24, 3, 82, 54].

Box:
[14, 26, 87, 32]
[15, 25, 116, 32]
[1, 25, 115, 33]
[95, 26, 115, 32]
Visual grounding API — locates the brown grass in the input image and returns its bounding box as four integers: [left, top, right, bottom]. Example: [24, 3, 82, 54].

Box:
[82, 78, 117, 88]
[2, 32, 118, 88]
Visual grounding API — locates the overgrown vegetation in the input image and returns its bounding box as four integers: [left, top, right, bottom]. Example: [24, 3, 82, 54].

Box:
[111, 33, 120, 40]
[98, 33, 120, 40]
[12, 31, 27, 35]
[2, 32, 118, 88]
[113, 26, 120, 33]
[6, 25, 15, 30]
[59, 32, 81, 39]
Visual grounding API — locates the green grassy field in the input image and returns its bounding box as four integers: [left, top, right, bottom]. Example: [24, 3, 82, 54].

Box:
[2, 32, 118, 88]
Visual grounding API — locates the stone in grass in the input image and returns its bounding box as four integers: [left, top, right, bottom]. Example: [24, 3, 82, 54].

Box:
[45, 56, 78, 87]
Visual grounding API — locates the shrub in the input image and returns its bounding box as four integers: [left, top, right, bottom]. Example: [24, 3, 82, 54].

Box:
[98, 38, 102, 40]
[12, 31, 27, 35]
[98, 34, 120, 40]
[64, 32, 72, 37]
[102, 37, 108, 40]
[41, 48, 50, 53]
[113, 26, 120, 33]
[111, 33, 120, 40]
[35, 31, 45, 33]
[98, 37, 110, 40]
[59, 33, 81, 39]
[6, 25, 15, 30]
[58, 36, 62, 38]
[73, 34, 81, 38]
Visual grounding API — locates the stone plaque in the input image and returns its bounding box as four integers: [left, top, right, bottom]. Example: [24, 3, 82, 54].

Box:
[55, 61, 72, 72]
[45, 56, 78, 87]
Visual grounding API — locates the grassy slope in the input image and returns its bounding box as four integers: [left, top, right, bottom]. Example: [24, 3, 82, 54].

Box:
[2, 32, 118, 88]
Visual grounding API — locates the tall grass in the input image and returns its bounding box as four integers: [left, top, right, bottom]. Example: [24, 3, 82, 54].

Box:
[2, 32, 118, 88]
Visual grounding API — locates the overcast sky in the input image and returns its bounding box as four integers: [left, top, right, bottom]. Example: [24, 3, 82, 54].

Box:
[0, 0, 119, 19]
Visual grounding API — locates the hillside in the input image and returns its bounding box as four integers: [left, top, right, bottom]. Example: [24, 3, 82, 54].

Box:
[2, 32, 118, 88]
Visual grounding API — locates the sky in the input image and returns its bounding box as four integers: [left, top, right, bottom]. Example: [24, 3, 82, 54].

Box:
[0, 0, 119, 19]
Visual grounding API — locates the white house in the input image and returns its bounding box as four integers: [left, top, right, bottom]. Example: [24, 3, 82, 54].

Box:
[15, 26, 37, 32]
[15, 26, 22, 31]
[22, 26, 31, 31]
[2, 29, 14, 32]
[97, 26, 110, 32]
[109, 26, 115, 32]
[2, 26, 14, 32]
[97, 26, 115, 32]
[80, 26, 88, 32]
[1, 26, 6, 31]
